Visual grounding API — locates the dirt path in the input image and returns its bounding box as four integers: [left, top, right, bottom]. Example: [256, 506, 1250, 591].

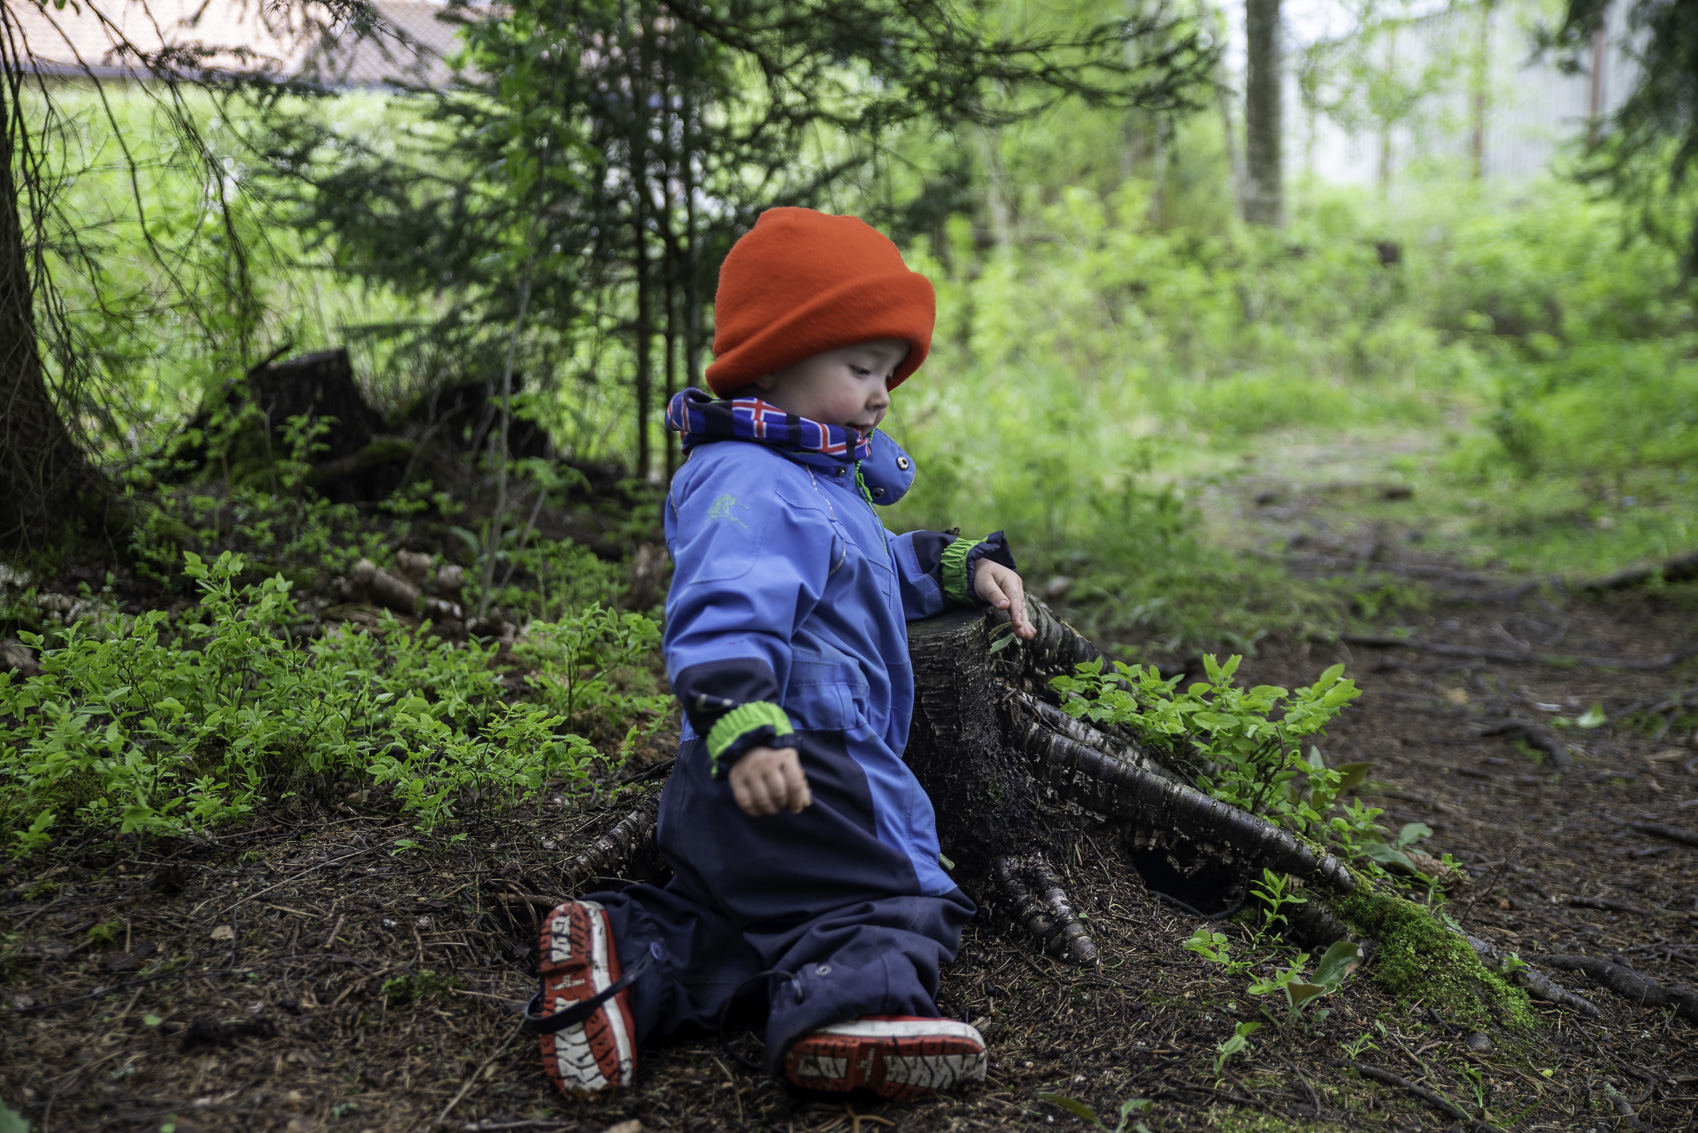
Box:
[4, 537, 1696, 1131]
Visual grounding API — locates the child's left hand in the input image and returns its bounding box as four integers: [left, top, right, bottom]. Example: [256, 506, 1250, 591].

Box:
[975, 561, 1036, 639]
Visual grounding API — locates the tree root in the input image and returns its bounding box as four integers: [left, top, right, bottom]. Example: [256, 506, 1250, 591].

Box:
[1479, 718, 1571, 769]
[1012, 693, 1188, 785]
[1332, 1060, 1505, 1133]
[1011, 716, 1357, 894]
[1580, 547, 1698, 591]
[559, 793, 662, 892]
[1533, 954, 1698, 1021]
[1465, 935, 1600, 1018]
[993, 852, 1099, 964]
[1626, 822, 1698, 848]
[1343, 633, 1698, 671]
[993, 599, 1104, 681]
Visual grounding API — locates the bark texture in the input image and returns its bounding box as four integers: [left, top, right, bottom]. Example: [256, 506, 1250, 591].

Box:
[0, 78, 89, 553]
[1243, 0, 1284, 227]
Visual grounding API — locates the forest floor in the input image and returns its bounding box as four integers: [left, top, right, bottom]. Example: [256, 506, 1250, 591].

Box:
[3, 469, 1697, 1133]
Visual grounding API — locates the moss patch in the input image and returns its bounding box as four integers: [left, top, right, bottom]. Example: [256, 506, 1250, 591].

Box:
[1336, 889, 1537, 1033]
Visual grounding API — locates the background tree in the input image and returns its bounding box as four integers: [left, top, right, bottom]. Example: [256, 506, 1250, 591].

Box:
[1298, 1, 1471, 194]
[1551, 0, 1698, 275]
[0, 53, 89, 552]
[0, 0, 372, 554]
[1242, 0, 1282, 225]
[256, 0, 1216, 480]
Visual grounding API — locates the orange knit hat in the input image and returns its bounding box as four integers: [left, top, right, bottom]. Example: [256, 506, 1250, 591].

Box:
[704, 208, 936, 397]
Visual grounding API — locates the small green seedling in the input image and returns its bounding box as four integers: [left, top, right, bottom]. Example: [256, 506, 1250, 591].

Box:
[1212, 1021, 1261, 1078]
[1037, 1094, 1154, 1133]
[1356, 821, 1434, 874]
[1340, 1031, 1379, 1058]
[1250, 939, 1363, 1025]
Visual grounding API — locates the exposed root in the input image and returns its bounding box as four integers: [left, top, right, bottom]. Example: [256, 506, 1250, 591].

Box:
[1479, 718, 1572, 770]
[1535, 954, 1698, 1021]
[993, 598, 1104, 680]
[1626, 822, 1698, 848]
[1012, 693, 1187, 785]
[1333, 1060, 1506, 1133]
[1343, 632, 1698, 671]
[559, 793, 662, 892]
[993, 852, 1099, 964]
[1581, 547, 1698, 590]
[1012, 716, 1356, 894]
[1465, 935, 1600, 1018]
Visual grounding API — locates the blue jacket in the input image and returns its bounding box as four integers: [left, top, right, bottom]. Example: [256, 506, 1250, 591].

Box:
[662, 389, 1011, 898]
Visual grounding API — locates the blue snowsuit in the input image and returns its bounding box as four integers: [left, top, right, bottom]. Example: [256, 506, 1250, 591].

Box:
[585, 388, 1013, 1073]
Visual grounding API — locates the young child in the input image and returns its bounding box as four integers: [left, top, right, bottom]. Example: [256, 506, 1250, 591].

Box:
[525, 207, 1036, 1101]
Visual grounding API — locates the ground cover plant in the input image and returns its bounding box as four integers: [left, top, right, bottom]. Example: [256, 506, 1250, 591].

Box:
[0, 551, 666, 848]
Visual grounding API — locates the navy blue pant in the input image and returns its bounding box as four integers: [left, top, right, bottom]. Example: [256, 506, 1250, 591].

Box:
[585, 732, 975, 1073]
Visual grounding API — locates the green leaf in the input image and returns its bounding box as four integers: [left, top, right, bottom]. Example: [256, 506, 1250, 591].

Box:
[1333, 761, 1373, 792]
[1285, 980, 1329, 1009]
[1037, 1093, 1105, 1129]
[1576, 704, 1606, 729]
[1358, 840, 1417, 872]
[1312, 940, 1364, 992]
[143, 1013, 163, 1026]
[0, 1099, 29, 1133]
[1395, 821, 1433, 849]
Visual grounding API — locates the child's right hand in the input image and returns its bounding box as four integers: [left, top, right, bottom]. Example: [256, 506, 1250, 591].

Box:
[729, 745, 813, 816]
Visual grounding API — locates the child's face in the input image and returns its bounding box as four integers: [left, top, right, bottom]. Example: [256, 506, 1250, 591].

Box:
[752, 338, 908, 436]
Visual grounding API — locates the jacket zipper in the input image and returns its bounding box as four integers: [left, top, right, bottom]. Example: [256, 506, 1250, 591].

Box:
[854, 460, 890, 557]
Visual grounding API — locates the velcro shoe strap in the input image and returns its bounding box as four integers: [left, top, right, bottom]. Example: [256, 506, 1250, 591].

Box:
[522, 950, 654, 1035]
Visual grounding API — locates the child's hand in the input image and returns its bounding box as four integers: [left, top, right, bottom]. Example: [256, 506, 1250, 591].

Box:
[729, 745, 813, 816]
[975, 560, 1036, 639]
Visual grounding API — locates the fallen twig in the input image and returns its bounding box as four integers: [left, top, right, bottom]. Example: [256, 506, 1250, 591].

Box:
[1333, 1060, 1505, 1133]
[1480, 718, 1571, 769]
[1534, 954, 1698, 1021]
[1580, 548, 1698, 591]
[1373, 788, 1463, 817]
[1568, 895, 1688, 920]
[1629, 822, 1698, 848]
[1343, 633, 1698, 671]
[436, 1025, 525, 1128]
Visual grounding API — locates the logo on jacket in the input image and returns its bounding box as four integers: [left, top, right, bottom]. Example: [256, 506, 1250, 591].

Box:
[706, 494, 749, 528]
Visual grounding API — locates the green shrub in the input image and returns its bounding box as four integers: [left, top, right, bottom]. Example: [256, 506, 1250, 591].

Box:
[0, 551, 662, 853]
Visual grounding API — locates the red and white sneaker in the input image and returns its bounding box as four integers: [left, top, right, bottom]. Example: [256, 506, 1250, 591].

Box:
[525, 900, 639, 1097]
[784, 1016, 987, 1101]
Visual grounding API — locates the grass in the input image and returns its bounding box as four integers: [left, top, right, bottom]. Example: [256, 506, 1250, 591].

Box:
[873, 178, 1698, 647]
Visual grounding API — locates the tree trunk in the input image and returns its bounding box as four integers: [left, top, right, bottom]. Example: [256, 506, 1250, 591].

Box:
[1471, 1, 1492, 180]
[1242, 0, 1283, 227]
[1200, 0, 1245, 214]
[0, 76, 90, 554]
[629, 9, 653, 483]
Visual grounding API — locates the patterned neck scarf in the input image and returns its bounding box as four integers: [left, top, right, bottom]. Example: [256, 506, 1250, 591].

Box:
[665, 388, 874, 462]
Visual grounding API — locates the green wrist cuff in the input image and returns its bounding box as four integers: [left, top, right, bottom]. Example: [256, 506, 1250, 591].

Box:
[706, 701, 794, 776]
[941, 535, 989, 607]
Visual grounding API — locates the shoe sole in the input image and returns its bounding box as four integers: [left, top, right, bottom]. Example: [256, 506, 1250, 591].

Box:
[786, 1017, 987, 1101]
[536, 900, 637, 1096]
